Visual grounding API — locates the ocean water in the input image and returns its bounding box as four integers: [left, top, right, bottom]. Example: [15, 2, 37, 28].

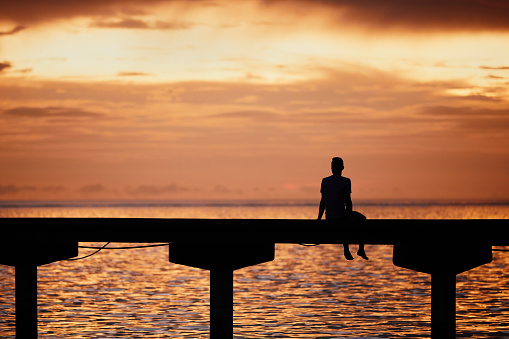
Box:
[0, 200, 508, 338]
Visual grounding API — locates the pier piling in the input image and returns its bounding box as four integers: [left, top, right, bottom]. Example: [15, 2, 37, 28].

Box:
[393, 240, 493, 339]
[15, 265, 38, 339]
[210, 269, 234, 339]
[432, 273, 456, 339]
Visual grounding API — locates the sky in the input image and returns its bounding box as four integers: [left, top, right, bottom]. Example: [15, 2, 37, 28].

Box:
[1, 0, 509, 202]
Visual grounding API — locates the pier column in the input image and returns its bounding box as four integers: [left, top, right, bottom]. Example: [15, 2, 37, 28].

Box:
[431, 273, 456, 339]
[15, 265, 38, 339]
[210, 269, 234, 339]
[169, 242, 275, 338]
[1, 239, 78, 339]
[393, 241, 492, 339]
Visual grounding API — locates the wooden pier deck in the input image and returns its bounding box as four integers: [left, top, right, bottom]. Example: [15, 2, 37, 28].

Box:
[1, 218, 508, 338]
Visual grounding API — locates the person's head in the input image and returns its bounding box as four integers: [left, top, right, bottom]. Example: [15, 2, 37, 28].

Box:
[331, 157, 344, 175]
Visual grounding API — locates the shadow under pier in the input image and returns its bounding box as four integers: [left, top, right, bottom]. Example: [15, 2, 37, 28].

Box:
[1, 218, 508, 339]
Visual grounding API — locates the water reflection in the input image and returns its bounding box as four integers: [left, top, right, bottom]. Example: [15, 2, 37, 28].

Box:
[1, 243, 508, 338]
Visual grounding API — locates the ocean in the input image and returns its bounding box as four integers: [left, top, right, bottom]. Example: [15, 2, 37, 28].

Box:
[0, 200, 508, 338]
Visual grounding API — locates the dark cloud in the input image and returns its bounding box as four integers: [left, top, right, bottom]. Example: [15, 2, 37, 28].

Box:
[0, 0, 202, 25]
[0, 25, 26, 36]
[264, 0, 509, 31]
[0, 0, 147, 24]
[0, 61, 12, 72]
[3, 0, 509, 32]
[3, 106, 104, 118]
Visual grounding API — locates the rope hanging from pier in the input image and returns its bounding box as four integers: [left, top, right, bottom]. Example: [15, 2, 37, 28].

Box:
[68, 243, 171, 261]
[67, 242, 111, 261]
[78, 243, 171, 250]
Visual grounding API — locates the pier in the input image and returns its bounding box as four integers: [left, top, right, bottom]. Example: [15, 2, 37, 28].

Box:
[1, 218, 508, 338]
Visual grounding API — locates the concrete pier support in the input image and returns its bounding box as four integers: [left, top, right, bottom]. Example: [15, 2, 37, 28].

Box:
[431, 273, 456, 339]
[0, 240, 78, 339]
[15, 265, 38, 339]
[169, 242, 275, 338]
[393, 241, 492, 338]
[210, 269, 234, 339]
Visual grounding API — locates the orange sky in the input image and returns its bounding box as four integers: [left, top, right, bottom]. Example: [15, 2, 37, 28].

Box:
[1, 0, 509, 201]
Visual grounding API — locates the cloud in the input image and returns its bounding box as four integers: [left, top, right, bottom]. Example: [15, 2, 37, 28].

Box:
[0, 0, 203, 25]
[420, 105, 509, 117]
[117, 71, 151, 76]
[419, 105, 509, 133]
[3, 106, 104, 118]
[126, 184, 194, 196]
[485, 74, 504, 80]
[2, 0, 508, 33]
[480, 65, 509, 70]
[212, 110, 279, 122]
[93, 17, 150, 29]
[214, 184, 242, 194]
[92, 17, 193, 30]
[78, 184, 108, 194]
[15, 68, 33, 74]
[0, 61, 12, 72]
[0, 25, 26, 36]
[0, 184, 34, 194]
[262, 0, 509, 32]
[0, 184, 64, 195]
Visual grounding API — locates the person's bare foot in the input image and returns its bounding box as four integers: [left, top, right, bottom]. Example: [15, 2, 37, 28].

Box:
[357, 250, 369, 260]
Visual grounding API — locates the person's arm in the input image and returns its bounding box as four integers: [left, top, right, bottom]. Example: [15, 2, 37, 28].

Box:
[345, 192, 353, 219]
[318, 194, 325, 220]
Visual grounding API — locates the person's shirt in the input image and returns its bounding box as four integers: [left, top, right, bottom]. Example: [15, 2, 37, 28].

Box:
[320, 174, 351, 219]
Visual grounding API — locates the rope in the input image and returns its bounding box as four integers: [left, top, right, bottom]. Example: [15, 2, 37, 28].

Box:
[78, 243, 170, 250]
[67, 242, 111, 261]
[68, 243, 171, 261]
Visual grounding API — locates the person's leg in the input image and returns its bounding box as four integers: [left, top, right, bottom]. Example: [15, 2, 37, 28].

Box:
[352, 211, 369, 260]
[343, 244, 354, 260]
[357, 244, 368, 260]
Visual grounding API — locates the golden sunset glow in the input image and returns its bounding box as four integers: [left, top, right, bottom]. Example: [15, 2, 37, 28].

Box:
[1, 0, 509, 201]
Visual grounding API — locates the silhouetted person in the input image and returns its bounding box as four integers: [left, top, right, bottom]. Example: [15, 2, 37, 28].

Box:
[318, 157, 368, 260]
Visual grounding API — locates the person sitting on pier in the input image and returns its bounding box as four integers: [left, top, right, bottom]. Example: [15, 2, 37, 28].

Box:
[318, 157, 368, 260]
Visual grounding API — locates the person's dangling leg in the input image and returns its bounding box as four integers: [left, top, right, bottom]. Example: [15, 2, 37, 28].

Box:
[343, 243, 354, 260]
[357, 244, 368, 260]
[352, 211, 369, 260]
